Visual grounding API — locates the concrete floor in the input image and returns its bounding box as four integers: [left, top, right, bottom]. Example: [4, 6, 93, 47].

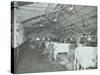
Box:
[15, 43, 67, 74]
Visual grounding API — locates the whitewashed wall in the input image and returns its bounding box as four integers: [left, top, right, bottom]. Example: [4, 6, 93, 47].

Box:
[12, 8, 25, 48]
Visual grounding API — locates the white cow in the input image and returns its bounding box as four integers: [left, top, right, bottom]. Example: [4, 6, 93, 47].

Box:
[45, 41, 54, 62]
[45, 42, 53, 53]
[53, 42, 71, 60]
[41, 41, 50, 54]
[74, 46, 97, 70]
[45, 42, 71, 61]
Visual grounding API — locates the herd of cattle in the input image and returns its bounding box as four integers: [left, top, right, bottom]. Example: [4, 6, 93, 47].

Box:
[29, 39, 97, 70]
[45, 41, 97, 70]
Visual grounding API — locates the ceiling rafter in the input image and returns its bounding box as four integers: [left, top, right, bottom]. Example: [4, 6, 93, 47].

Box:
[20, 4, 66, 24]
[60, 9, 96, 29]
[59, 6, 86, 21]
[16, 3, 97, 38]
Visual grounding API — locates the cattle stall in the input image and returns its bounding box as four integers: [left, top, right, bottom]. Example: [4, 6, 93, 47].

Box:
[11, 1, 97, 74]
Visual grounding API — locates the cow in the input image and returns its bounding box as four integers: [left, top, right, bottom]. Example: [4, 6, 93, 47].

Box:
[74, 44, 97, 70]
[53, 42, 71, 61]
[45, 41, 72, 62]
[45, 41, 55, 63]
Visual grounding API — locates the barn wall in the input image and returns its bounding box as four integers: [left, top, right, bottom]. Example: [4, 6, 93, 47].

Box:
[11, 7, 26, 48]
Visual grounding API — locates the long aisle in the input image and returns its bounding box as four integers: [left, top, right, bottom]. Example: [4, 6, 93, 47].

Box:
[15, 43, 66, 73]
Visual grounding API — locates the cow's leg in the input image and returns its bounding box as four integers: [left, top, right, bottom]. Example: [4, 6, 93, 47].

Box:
[74, 59, 80, 70]
[54, 52, 57, 61]
[74, 51, 78, 70]
[49, 51, 53, 63]
[82, 67, 86, 70]
[74, 57, 77, 70]
[76, 61, 80, 70]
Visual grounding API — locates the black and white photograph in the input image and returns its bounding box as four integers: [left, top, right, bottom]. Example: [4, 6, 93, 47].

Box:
[11, 1, 97, 74]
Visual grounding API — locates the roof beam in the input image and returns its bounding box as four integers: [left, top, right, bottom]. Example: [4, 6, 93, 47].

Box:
[20, 4, 66, 24]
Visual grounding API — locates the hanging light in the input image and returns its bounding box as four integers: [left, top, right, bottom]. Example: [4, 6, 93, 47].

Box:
[54, 19, 57, 22]
[87, 37, 91, 41]
[70, 38, 73, 41]
[69, 5, 74, 10]
[48, 37, 50, 40]
[42, 37, 45, 40]
[40, 24, 44, 27]
[87, 35, 91, 41]
[36, 38, 40, 41]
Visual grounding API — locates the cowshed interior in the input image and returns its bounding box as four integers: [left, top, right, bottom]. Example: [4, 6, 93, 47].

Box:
[11, 1, 97, 73]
